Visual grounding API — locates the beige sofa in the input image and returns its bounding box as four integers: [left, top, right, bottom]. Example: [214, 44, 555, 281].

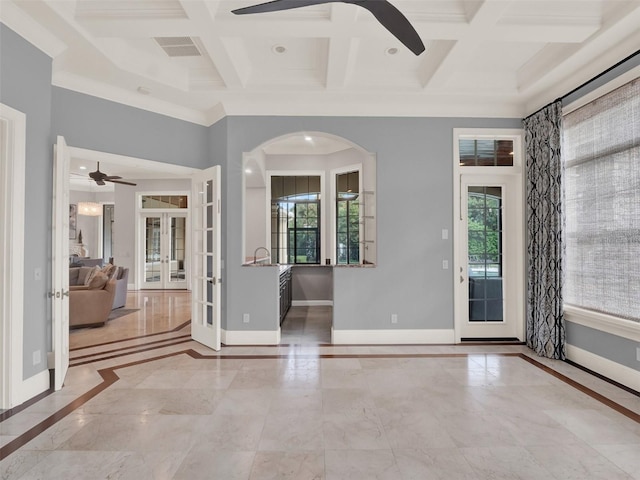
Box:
[70, 265, 129, 310]
[69, 279, 116, 328]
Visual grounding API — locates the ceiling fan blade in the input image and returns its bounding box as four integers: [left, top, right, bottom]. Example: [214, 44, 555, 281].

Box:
[107, 179, 137, 186]
[95, 179, 106, 186]
[358, 1, 425, 55]
[104, 175, 123, 180]
[232, 0, 333, 15]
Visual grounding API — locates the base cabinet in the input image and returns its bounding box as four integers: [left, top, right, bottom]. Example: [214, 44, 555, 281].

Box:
[279, 268, 292, 325]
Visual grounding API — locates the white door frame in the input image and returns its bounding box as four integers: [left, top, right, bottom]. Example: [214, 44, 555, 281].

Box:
[0, 103, 26, 408]
[453, 129, 525, 343]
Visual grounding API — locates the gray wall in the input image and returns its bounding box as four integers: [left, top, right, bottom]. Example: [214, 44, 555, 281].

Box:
[566, 322, 639, 371]
[223, 116, 522, 334]
[292, 267, 333, 302]
[51, 87, 210, 170]
[1, 24, 53, 379]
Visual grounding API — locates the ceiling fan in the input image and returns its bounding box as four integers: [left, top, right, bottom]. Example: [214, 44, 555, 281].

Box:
[232, 0, 425, 56]
[87, 162, 137, 186]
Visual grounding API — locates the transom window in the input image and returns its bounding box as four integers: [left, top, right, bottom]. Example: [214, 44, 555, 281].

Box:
[459, 139, 514, 167]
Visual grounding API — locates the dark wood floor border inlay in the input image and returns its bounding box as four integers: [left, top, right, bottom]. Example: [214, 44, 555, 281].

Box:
[70, 321, 191, 352]
[565, 359, 640, 398]
[519, 354, 640, 424]
[69, 338, 193, 367]
[0, 369, 119, 460]
[70, 334, 191, 361]
[0, 383, 54, 424]
[3, 349, 638, 461]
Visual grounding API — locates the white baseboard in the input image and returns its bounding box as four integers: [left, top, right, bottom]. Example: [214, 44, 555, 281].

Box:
[566, 344, 640, 392]
[14, 369, 50, 407]
[291, 300, 333, 307]
[332, 328, 455, 345]
[221, 329, 280, 345]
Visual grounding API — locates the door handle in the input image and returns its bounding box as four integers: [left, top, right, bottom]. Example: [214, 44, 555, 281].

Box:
[460, 275, 464, 284]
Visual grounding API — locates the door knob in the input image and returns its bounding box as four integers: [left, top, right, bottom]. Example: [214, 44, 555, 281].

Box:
[460, 275, 464, 284]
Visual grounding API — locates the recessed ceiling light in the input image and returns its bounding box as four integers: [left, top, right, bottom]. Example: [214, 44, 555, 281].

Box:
[385, 47, 399, 56]
[245, 168, 252, 174]
[137, 86, 151, 95]
[79, 166, 87, 170]
[304, 135, 313, 142]
[271, 45, 286, 54]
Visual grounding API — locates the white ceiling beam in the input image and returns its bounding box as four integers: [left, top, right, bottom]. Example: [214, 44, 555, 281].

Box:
[73, 16, 600, 44]
[325, 3, 359, 89]
[422, 0, 514, 88]
[179, 0, 249, 88]
[76, 18, 195, 38]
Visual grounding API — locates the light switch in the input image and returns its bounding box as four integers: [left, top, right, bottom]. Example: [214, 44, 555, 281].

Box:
[442, 229, 449, 240]
[442, 260, 449, 269]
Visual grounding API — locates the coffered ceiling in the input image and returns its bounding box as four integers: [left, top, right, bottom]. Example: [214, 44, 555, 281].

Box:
[2, 0, 639, 125]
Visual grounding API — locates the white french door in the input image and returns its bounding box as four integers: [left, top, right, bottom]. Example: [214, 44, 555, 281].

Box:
[52, 136, 70, 390]
[456, 174, 524, 340]
[140, 212, 188, 289]
[191, 166, 221, 351]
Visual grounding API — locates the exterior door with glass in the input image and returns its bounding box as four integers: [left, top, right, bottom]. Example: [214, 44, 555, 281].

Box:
[456, 174, 523, 340]
[141, 212, 188, 289]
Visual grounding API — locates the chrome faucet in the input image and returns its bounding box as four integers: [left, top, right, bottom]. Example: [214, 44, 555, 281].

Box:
[253, 247, 271, 264]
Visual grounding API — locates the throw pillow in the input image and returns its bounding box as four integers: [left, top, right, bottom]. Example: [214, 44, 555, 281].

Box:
[78, 266, 94, 285]
[84, 265, 102, 286]
[101, 263, 116, 278]
[87, 272, 108, 290]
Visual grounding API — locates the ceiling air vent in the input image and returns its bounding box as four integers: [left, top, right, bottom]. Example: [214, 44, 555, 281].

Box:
[154, 37, 201, 57]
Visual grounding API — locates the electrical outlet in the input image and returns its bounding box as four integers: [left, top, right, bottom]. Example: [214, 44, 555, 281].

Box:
[243, 313, 250, 324]
[391, 314, 398, 324]
[33, 350, 41, 366]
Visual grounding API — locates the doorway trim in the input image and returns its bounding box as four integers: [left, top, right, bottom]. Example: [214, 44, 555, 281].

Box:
[0, 103, 27, 408]
[452, 128, 525, 343]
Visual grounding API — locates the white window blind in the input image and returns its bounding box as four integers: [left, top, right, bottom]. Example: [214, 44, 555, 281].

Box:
[563, 77, 640, 322]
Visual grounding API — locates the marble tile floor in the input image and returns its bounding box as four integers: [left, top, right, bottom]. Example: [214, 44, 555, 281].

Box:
[2, 297, 639, 479]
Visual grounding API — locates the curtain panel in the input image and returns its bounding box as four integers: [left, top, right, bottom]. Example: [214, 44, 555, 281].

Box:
[524, 101, 566, 359]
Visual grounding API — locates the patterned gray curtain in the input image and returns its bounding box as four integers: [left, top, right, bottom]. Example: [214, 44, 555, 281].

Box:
[523, 101, 565, 359]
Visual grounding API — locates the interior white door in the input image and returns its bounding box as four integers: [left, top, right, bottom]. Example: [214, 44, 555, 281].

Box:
[191, 166, 221, 350]
[52, 136, 70, 390]
[140, 213, 188, 289]
[456, 174, 523, 340]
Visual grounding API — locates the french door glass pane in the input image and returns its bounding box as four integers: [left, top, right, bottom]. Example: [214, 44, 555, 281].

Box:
[169, 217, 186, 282]
[468, 186, 504, 322]
[145, 217, 161, 283]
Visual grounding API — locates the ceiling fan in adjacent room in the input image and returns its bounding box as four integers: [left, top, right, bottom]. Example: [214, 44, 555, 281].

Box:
[232, 0, 425, 56]
[86, 162, 137, 186]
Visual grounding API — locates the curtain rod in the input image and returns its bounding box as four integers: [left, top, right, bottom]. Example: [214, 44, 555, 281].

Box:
[524, 49, 640, 120]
